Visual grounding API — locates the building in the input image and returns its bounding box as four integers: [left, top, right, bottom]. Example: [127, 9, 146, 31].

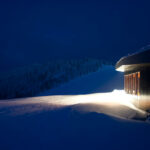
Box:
[116, 49, 150, 110]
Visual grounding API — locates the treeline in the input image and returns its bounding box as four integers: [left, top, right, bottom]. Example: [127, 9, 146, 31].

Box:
[0, 58, 111, 99]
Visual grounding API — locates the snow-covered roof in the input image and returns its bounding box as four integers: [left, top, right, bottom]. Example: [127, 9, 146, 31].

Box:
[116, 49, 150, 72]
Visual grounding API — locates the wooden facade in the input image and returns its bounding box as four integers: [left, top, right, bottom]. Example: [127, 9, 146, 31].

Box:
[123, 67, 150, 96]
[124, 72, 140, 95]
[116, 49, 150, 110]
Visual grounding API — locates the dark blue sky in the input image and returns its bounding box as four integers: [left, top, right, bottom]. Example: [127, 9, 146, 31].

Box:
[1, 0, 150, 71]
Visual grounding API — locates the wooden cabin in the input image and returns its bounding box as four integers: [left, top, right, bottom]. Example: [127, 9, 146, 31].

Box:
[116, 49, 150, 110]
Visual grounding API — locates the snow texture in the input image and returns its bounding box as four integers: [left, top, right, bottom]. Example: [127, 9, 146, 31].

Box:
[0, 65, 150, 150]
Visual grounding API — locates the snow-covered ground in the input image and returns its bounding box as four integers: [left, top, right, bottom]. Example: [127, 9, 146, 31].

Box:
[0, 65, 150, 150]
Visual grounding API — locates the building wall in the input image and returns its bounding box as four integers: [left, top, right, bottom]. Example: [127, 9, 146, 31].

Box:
[140, 69, 150, 95]
[124, 67, 150, 110]
[124, 72, 140, 95]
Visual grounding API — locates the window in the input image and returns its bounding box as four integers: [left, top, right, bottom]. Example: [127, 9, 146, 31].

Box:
[124, 72, 140, 95]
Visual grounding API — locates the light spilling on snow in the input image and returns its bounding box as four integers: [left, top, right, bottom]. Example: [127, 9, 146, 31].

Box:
[0, 90, 141, 111]
[0, 90, 147, 119]
[51, 90, 140, 110]
[45, 90, 146, 119]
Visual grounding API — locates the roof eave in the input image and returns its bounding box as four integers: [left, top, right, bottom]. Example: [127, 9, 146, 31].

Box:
[116, 63, 150, 72]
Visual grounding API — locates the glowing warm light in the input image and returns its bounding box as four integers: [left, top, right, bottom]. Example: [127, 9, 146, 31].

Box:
[0, 90, 147, 120]
[47, 90, 137, 108]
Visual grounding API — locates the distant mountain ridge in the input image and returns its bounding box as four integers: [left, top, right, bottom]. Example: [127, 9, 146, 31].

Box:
[0, 58, 112, 100]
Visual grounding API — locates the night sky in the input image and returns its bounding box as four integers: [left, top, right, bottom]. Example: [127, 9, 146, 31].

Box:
[1, 0, 150, 71]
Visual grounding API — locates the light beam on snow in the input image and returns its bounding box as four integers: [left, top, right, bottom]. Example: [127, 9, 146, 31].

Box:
[0, 90, 142, 111]
[48, 90, 141, 111]
[0, 90, 147, 119]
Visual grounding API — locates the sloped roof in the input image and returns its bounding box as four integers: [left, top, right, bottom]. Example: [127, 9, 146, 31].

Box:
[116, 49, 150, 72]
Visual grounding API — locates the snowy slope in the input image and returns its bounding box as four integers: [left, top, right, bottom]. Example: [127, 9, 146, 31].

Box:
[0, 65, 150, 150]
[0, 58, 104, 99]
[40, 65, 124, 95]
